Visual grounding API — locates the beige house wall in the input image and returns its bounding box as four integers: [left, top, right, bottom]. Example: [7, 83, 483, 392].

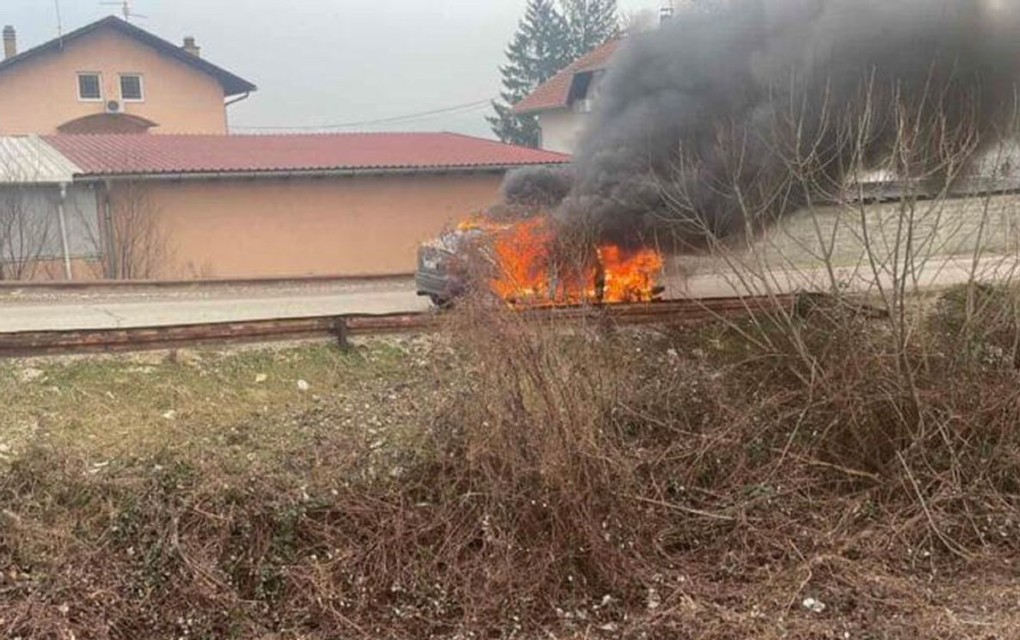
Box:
[0, 27, 228, 134]
[20, 258, 104, 281]
[113, 172, 504, 279]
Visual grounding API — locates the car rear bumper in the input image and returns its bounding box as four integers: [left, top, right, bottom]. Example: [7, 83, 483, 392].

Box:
[415, 270, 464, 299]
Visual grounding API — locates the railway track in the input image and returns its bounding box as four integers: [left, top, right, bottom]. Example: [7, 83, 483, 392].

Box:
[0, 294, 828, 357]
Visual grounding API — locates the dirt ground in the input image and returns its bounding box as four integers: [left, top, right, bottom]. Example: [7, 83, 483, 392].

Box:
[1, 322, 1019, 639]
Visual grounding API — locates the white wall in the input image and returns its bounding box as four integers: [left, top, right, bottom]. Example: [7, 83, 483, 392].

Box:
[537, 109, 587, 154]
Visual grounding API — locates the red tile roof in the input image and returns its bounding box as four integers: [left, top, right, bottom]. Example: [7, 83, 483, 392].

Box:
[513, 40, 621, 115]
[42, 132, 570, 178]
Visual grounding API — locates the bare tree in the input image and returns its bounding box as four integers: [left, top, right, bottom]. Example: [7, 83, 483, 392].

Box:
[0, 173, 57, 281]
[60, 179, 175, 281]
[107, 180, 173, 280]
[649, 75, 1020, 389]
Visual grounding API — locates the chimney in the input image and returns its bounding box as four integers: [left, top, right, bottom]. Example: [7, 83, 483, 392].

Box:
[3, 26, 16, 60]
[659, 5, 674, 25]
[182, 36, 201, 57]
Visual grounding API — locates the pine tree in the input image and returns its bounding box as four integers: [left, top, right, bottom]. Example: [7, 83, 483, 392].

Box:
[561, 0, 620, 60]
[488, 0, 571, 147]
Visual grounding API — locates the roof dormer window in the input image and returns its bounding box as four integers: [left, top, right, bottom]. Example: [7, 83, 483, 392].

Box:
[77, 73, 102, 101]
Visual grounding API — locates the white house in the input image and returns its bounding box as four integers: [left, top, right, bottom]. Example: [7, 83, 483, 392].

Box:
[513, 40, 620, 154]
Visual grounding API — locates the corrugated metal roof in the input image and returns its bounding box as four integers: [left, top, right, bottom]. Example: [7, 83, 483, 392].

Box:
[514, 40, 621, 115]
[42, 132, 571, 178]
[0, 136, 83, 184]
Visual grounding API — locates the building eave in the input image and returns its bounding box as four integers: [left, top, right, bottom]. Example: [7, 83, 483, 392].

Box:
[72, 162, 570, 183]
[0, 16, 257, 97]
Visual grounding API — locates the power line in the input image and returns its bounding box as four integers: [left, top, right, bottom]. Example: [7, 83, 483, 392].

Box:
[236, 99, 491, 131]
[234, 98, 494, 132]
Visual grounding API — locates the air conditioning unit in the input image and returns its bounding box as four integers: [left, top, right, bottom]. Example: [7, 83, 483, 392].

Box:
[106, 100, 122, 114]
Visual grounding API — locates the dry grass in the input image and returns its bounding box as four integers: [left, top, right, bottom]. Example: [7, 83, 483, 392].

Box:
[1, 289, 1019, 639]
[0, 341, 417, 462]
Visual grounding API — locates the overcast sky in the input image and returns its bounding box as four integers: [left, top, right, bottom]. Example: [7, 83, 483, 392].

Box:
[5, 0, 661, 138]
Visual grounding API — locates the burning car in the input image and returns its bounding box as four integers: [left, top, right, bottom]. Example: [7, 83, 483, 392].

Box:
[415, 214, 665, 308]
[415, 224, 483, 308]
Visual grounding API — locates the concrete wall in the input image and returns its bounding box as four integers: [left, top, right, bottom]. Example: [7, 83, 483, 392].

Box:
[110, 172, 505, 279]
[0, 27, 228, 135]
[538, 109, 587, 154]
[667, 193, 1020, 289]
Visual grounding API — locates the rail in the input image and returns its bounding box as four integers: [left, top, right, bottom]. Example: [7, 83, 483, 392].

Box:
[0, 293, 881, 357]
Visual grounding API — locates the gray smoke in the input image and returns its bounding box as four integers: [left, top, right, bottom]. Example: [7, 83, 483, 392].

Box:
[550, 0, 1020, 252]
[502, 166, 574, 209]
[484, 166, 575, 222]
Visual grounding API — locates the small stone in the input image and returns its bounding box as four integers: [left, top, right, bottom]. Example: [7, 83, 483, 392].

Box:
[255, 373, 268, 384]
[17, 368, 44, 383]
[802, 597, 826, 613]
[297, 379, 311, 392]
[646, 587, 661, 610]
[168, 349, 203, 367]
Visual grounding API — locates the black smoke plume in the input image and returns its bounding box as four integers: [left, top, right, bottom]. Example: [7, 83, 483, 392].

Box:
[525, 0, 1020, 252]
[484, 166, 575, 221]
[502, 166, 574, 209]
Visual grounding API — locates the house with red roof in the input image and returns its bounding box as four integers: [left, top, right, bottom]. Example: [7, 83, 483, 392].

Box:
[0, 17, 568, 281]
[0, 132, 568, 280]
[513, 40, 620, 154]
[0, 16, 255, 135]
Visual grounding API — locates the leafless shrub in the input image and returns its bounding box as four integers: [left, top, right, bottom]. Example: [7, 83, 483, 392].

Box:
[0, 183, 55, 280]
[107, 180, 175, 280]
[0, 149, 60, 280]
[652, 76, 1020, 561]
[4, 296, 1020, 637]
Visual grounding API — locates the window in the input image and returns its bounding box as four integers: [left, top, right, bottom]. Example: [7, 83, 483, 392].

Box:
[120, 74, 144, 102]
[77, 73, 102, 101]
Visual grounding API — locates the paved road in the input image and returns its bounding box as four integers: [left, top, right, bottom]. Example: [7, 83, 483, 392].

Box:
[664, 253, 1020, 299]
[0, 279, 430, 332]
[0, 255, 1015, 332]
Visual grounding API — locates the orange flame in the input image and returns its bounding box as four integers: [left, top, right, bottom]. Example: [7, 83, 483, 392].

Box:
[458, 215, 663, 305]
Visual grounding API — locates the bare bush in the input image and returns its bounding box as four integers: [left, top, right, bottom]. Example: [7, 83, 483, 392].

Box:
[0, 183, 55, 280]
[652, 77, 1020, 563]
[107, 180, 174, 280]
